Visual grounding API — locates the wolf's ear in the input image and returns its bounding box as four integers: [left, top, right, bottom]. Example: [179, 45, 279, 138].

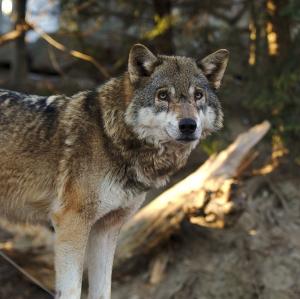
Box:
[128, 44, 158, 83]
[197, 49, 229, 89]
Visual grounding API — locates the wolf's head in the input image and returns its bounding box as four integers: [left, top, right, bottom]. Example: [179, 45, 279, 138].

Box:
[125, 44, 229, 147]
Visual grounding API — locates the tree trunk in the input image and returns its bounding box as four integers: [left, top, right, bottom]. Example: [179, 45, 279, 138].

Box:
[268, 0, 291, 66]
[152, 0, 174, 54]
[11, 0, 28, 90]
[250, 0, 268, 72]
[0, 0, 3, 33]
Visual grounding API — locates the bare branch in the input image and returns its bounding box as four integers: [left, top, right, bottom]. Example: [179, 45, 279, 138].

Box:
[0, 24, 30, 46]
[28, 22, 110, 79]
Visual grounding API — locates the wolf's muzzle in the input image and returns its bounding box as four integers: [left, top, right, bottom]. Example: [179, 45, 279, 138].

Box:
[179, 118, 197, 134]
[177, 118, 198, 142]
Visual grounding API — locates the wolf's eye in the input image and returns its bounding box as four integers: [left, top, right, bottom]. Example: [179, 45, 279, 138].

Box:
[157, 90, 169, 101]
[194, 90, 204, 100]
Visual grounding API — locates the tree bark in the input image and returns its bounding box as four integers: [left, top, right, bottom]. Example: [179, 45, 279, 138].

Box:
[10, 0, 28, 90]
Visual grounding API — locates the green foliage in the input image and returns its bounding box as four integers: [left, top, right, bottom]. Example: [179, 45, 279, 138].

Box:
[143, 14, 175, 40]
[201, 136, 227, 156]
[281, 0, 300, 21]
[245, 69, 300, 149]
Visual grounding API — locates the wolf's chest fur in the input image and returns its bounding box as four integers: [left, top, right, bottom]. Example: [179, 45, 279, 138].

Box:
[96, 142, 191, 220]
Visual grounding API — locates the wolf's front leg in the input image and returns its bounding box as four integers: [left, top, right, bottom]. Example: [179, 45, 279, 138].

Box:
[52, 210, 91, 299]
[87, 196, 146, 299]
[86, 221, 121, 299]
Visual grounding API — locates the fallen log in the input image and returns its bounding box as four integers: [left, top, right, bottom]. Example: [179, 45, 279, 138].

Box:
[115, 121, 270, 268]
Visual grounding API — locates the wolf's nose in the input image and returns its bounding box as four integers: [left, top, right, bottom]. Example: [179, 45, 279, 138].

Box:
[179, 118, 197, 134]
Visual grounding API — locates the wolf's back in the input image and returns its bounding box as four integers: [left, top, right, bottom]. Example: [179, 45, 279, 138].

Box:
[0, 89, 67, 150]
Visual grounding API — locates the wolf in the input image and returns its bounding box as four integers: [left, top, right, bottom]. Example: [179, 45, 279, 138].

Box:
[0, 44, 228, 299]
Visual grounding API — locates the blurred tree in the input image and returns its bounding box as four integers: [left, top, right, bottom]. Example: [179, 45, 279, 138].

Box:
[0, 0, 2, 31]
[11, 0, 28, 90]
[271, 0, 291, 63]
[151, 0, 173, 54]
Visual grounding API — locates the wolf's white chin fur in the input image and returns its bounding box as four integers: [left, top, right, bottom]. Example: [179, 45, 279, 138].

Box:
[126, 107, 178, 146]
